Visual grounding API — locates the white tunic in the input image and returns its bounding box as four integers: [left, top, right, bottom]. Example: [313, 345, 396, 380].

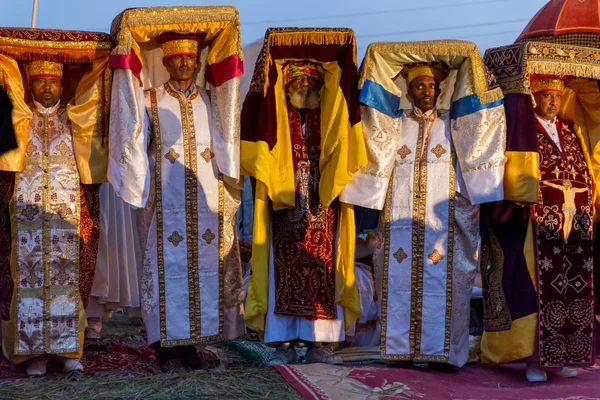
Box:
[86, 182, 140, 318]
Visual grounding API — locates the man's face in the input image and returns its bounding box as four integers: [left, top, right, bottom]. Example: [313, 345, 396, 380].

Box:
[409, 76, 440, 112]
[31, 76, 62, 108]
[534, 90, 562, 120]
[286, 75, 322, 110]
[163, 54, 198, 81]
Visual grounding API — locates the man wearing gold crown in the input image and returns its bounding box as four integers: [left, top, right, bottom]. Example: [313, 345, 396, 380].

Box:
[1, 60, 100, 376]
[127, 33, 244, 372]
[341, 47, 507, 370]
[481, 76, 595, 382]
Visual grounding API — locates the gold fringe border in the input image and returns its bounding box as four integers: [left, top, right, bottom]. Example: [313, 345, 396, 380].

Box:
[477, 87, 504, 105]
[526, 60, 600, 84]
[0, 40, 110, 64]
[262, 30, 357, 96]
[360, 40, 494, 103]
[110, 6, 240, 57]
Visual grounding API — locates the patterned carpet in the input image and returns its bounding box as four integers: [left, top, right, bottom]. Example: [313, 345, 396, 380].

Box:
[275, 361, 600, 400]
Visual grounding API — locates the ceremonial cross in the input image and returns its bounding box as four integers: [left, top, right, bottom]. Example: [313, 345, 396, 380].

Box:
[551, 258, 587, 294]
[24, 306, 37, 323]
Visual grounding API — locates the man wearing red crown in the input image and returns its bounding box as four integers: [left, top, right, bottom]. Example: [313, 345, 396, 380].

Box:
[482, 75, 595, 382]
[256, 60, 347, 365]
[134, 33, 245, 372]
[1, 60, 96, 376]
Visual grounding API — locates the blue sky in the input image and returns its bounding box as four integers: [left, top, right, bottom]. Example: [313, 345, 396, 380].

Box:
[0, 0, 549, 57]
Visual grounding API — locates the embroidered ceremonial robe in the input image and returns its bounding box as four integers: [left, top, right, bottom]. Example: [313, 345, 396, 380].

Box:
[342, 104, 506, 367]
[1, 102, 100, 364]
[481, 117, 595, 369]
[263, 104, 345, 343]
[138, 83, 244, 347]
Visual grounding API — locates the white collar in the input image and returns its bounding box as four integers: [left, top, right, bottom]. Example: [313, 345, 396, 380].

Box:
[535, 114, 557, 126]
[33, 100, 60, 115]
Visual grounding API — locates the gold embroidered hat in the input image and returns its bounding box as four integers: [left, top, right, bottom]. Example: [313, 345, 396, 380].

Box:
[401, 62, 449, 86]
[29, 60, 63, 79]
[530, 74, 566, 94]
[155, 32, 202, 59]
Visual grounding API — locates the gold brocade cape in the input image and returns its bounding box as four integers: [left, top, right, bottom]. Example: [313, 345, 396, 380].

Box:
[240, 28, 368, 332]
[0, 28, 111, 184]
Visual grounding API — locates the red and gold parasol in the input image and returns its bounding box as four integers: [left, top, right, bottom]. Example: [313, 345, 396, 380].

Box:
[516, 0, 600, 44]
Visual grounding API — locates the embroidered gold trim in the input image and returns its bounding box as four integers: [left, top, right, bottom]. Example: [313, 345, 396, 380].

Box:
[149, 88, 168, 344]
[379, 173, 394, 359]
[442, 145, 457, 362]
[217, 175, 225, 338]
[488, 41, 600, 94]
[411, 118, 428, 357]
[41, 114, 51, 352]
[166, 82, 201, 343]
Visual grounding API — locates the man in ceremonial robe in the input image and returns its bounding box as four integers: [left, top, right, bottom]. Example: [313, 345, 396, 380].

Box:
[261, 61, 346, 365]
[241, 28, 367, 366]
[1, 61, 102, 376]
[114, 33, 244, 372]
[341, 43, 507, 370]
[481, 76, 595, 382]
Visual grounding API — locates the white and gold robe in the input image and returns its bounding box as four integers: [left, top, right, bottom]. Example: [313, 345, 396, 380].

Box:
[342, 106, 506, 367]
[112, 81, 243, 346]
[2, 102, 86, 362]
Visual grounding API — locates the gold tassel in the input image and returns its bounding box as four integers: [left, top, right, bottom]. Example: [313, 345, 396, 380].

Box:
[0, 48, 108, 64]
[477, 87, 504, 105]
[527, 60, 600, 82]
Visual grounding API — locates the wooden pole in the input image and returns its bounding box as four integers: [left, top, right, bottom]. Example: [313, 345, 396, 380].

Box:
[31, 0, 39, 28]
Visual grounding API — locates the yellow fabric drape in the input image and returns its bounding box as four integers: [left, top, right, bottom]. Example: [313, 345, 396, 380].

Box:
[242, 60, 366, 333]
[0, 53, 109, 183]
[481, 220, 537, 364]
[0, 54, 32, 172]
[67, 55, 110, 184]
[561, 79, 600, 219]
[128, 20, 241, 69]
[503, 151, 540, 203]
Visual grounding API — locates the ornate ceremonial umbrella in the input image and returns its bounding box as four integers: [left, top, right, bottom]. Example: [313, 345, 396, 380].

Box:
[515, 0, 600, 47]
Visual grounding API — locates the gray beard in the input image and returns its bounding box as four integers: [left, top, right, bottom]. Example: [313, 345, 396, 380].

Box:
[289, 90, 320, 110]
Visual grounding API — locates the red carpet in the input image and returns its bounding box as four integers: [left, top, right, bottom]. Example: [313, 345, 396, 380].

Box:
[0, 336, 161, 379]
[275, 362, 600, 400]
